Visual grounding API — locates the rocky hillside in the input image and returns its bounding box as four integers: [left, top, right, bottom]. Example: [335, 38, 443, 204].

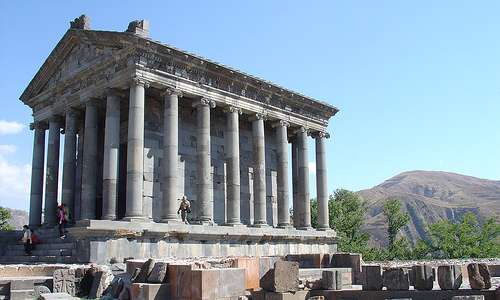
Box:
[357, 170, 500, 246]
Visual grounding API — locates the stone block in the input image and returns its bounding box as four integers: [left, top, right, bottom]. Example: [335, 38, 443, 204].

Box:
[126, 259, 146, 276]
[168, 263, 192, 299]
[53, 267, 87, 296]
[110, 277, 125, 298]
[451, 296, 484, 300]
[259, 256, 284, 280]
[330, 253, 362, 284]
[10, 289, 35, 300]
[362, 265, 382, 291]
[39, 293, 78, 300]
[130, 283, 169, 300]
[286, 254, 330, 268]
[412, 265, 434, 290]
[134, 258, 156, 283]
[191, 269, 219, 300]
[119, 286, 131, 300]
[261, 261, 299, 293]
[147, 262, 168, 283]
[321, 270, 337, 290]
[217, 268, 246, 298]
[34, 285, 51, 298]
[89, 270, 107, 299]
[467, 263, 491, 290]
[438, 265, 462, 290]
[143, 181, 154, 196]
[261, 290, 310, 300]
[232, 257, 260, 290]
[9, 279, 34, 290]
[382, 268, 409, 291]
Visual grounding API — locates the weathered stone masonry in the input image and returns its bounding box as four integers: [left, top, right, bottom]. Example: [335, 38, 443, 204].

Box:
[21, 16, 339, 260]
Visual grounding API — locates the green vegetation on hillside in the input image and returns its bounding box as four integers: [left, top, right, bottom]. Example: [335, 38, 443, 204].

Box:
[0, 207, 14, 231]
[310, 189, 500, 261]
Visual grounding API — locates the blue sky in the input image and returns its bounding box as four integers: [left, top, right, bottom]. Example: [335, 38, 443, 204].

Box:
[1, 1, 500, 210]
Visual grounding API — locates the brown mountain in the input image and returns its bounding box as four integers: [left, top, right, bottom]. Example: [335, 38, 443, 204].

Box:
[357, 170, 500, 246]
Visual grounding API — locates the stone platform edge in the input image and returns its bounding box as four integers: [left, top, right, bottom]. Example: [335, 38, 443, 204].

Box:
[68, 219, 337, 243]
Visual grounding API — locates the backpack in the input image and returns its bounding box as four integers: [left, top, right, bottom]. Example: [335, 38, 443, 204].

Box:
[31, 233, 40, 245]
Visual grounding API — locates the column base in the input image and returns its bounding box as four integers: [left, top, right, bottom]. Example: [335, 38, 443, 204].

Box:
[316, 226, 332, 231]
[222, 222, 246, 227]
[122, 216, 149, 222]
[101, 215, 116, 221]
[251, 222, 269, 228]
[193, 219, 216, 226]
[276, 223, 293, 229]
[158, 219, 183, 224]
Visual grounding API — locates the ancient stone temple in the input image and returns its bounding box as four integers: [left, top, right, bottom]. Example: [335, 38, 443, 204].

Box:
[20, 16, 339, 263]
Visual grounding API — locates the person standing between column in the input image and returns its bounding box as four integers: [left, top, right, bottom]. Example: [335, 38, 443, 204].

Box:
[56, 204, 68, 239]
[177, 195, 191, 224]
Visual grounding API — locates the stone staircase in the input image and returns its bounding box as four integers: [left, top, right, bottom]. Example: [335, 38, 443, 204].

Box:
[0, 228, 77, 264]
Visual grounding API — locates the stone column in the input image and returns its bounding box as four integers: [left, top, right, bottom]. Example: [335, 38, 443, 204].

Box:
[194, 97, 215, 224]
[102, 93, 121, 220]
[276, 120, 291, 227]
[297, 127, 311, 229]
[252, 114, 267, 227]
[29, 122, 46, 227]
[160, 88, 182, 223]
[125, 78, 148, 220]
[44, 116, 61, 226]
[225, 106, 242, 225]
[62, 109, 78, 222]
[291, 138, 299, 228]
[314, 132, 330, 230]
[81, 101, 98, 220]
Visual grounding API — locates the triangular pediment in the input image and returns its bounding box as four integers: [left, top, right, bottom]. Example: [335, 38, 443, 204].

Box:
[20, 30, 134, 103]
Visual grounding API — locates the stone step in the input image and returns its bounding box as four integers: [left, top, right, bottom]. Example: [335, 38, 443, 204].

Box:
[3, 248, 74, 257]
[6, 242, 75, 251]
[5, 239, 75, 250]
[0, 255, 75, 264]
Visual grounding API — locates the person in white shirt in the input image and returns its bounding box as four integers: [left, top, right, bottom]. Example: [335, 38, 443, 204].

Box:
[21, 225, 32, 255]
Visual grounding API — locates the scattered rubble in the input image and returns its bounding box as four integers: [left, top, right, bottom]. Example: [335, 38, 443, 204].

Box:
[0, 255, 498, 300]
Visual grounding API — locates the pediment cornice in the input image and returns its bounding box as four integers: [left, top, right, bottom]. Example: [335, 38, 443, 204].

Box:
[20, 29, 339, 122]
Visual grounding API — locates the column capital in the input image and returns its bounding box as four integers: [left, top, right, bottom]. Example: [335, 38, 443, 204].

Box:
[49, 115, 64, 125]
[161, 87, 183, 98]
[131, 76, 150, 88]
[249, 112, 268, 122]
[30, 121, 48, 131]
[192, 97, 216, 108]
[65, 107, 81, 119]
[292, 126, 309, 135]
[271, 119, 290, 128]
[104, 87, 125, 98]
[224, 105, 242, 114]
[311, 131, 330, 139]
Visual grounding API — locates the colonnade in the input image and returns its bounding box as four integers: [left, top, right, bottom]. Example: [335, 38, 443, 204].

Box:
[28, 79, 330, 230]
